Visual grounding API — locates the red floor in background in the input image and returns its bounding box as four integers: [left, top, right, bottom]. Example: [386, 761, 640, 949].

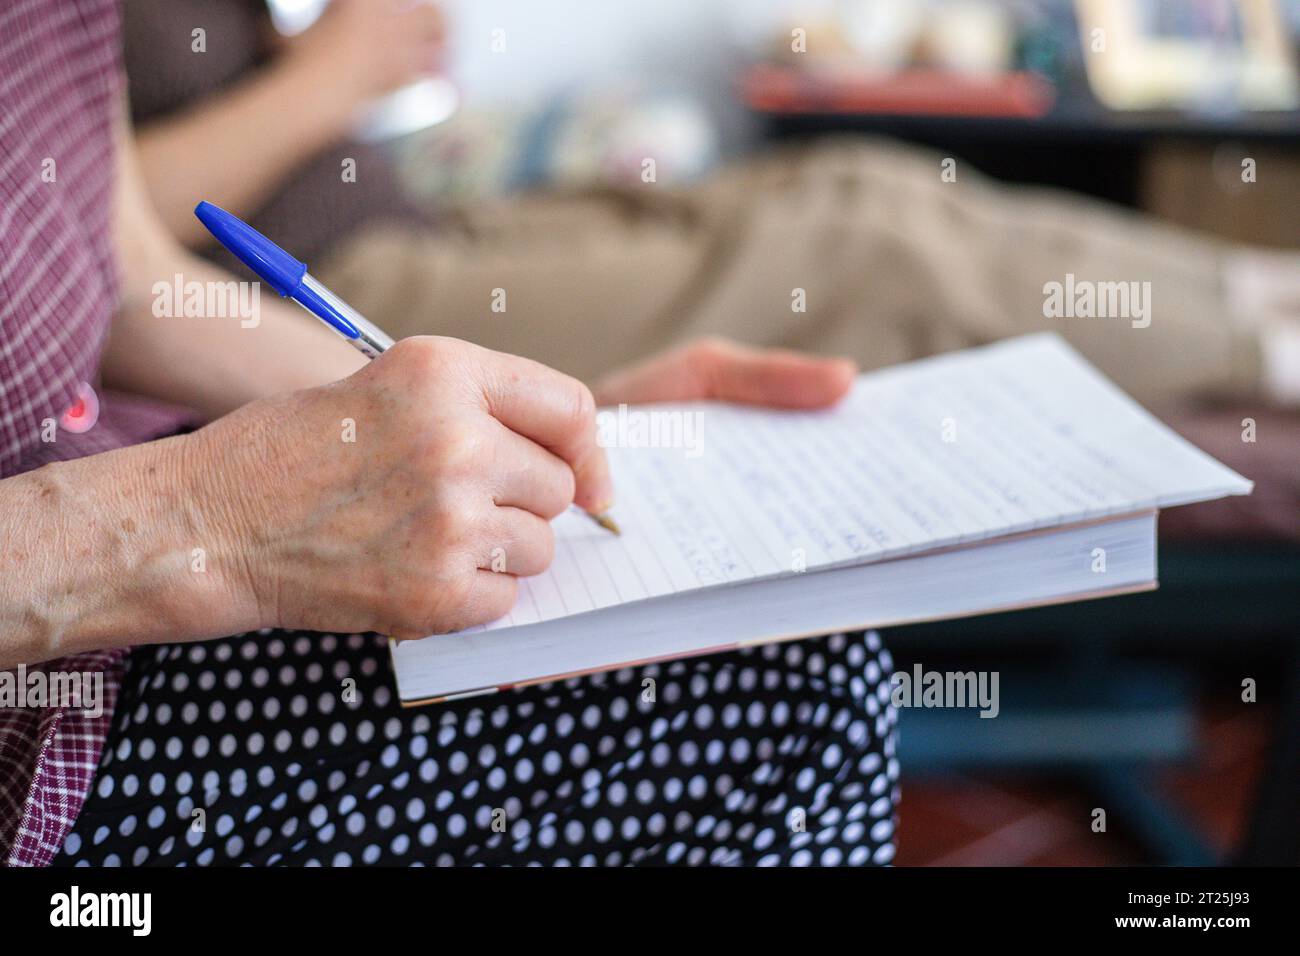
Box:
[894, 701, 1271, 866]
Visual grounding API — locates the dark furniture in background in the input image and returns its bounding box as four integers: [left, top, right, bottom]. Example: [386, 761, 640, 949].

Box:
[751, 76, 1299, 206]
[744, 68, 1300, 242]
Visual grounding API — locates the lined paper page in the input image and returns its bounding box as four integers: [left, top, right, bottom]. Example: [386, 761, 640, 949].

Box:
[469, 334, 1250, 633]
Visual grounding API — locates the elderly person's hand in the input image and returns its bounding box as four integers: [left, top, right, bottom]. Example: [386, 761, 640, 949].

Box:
[195, 336, 610, 642]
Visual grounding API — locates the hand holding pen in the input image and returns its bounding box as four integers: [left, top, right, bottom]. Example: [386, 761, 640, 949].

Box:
[195, 201, 619, 536]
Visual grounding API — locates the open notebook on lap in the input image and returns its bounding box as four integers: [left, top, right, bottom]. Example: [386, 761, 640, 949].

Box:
[391, 334, 1251, 705]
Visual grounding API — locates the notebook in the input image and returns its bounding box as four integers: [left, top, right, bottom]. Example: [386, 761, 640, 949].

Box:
[390, 334, 1252, 705]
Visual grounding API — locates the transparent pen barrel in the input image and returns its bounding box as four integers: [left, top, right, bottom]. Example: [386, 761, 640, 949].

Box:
[300, 274, 395, 358]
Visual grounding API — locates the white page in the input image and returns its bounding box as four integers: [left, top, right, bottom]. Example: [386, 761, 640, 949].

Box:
[460, 333, 1250, 636]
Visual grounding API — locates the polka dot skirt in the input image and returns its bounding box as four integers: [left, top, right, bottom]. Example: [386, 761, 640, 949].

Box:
[55, 630, 898, 866]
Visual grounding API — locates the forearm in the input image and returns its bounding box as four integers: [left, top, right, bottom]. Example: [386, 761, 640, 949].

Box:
[134, 58, 354, 247]
[103, 247, 366, 418]
[0, 433, 258, 668]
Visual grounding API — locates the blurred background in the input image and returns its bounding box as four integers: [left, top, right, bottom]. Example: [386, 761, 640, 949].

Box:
[381, 0, 1300, 251]
[252, 0, 1298, 866]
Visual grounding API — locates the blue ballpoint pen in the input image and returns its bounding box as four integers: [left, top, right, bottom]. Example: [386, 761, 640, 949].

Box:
[194, 200, 620, 535]
[195, 201, 395, 358]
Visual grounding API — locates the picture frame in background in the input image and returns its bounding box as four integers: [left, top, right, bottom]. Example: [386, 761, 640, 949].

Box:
[1075, 0, 1298, 110]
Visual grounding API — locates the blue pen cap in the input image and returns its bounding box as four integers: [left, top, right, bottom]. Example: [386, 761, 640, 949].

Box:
[194, 201, 307, 297]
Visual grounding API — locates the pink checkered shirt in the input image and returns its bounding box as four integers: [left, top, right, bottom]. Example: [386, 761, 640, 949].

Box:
[0, 0, 198, 866]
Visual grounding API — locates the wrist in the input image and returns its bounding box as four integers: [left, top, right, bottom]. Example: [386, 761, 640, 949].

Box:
[101, 432, 267, 646]
[179, 415, 282, 635]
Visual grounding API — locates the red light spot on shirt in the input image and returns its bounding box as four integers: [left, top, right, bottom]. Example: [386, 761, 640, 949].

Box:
[59, 382, 99, 434]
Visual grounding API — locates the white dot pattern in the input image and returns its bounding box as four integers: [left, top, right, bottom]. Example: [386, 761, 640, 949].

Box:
[56, 630, 898, 866]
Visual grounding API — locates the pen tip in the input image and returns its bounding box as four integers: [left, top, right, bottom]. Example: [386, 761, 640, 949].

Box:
[591, 512, 621, 536]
